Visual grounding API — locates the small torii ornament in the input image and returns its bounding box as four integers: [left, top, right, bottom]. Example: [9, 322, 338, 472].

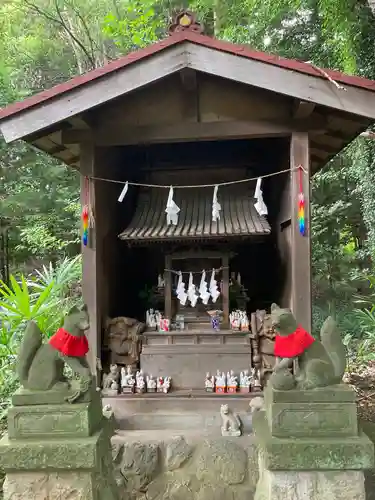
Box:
[169, 10, 204, 35]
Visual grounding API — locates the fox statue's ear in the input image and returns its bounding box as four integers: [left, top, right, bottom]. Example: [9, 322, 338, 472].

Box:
[271, 303, 279, 312]
[81, 304, 88, 312]
[68, 306, 80, 315]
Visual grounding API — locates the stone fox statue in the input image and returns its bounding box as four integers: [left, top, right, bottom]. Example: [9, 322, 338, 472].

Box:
[269, 303, 347, 391]
[17, 305, 93, 403]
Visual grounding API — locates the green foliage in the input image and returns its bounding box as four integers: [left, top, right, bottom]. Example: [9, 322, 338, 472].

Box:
[0, 256, 82, 419]
[103, 0, 165, 50]
[0, 276, 57, 332]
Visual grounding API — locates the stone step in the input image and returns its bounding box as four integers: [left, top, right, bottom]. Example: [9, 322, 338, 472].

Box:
[104, 391, 258, 432]
[112, 428, 256, 443]
[117, 411, 253, 432]
[103, 391, 259, 415]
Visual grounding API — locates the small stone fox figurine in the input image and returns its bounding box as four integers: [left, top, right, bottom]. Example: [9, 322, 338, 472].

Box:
[17, 305, 92, 403]
[269, 303, 346, 391]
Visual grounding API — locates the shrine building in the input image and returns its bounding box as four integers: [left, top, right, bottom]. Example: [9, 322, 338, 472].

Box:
[1, 12, 375, 394]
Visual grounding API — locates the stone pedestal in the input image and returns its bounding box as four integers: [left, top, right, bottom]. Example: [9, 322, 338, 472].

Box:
[0, 384, 119, 500]
[253, 384, 374, 500]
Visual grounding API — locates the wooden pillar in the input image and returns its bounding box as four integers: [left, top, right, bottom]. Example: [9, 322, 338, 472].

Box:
[290, 132, 312, 332]
[164, 255, 172, 320]
[80, 141, 102, 379]
[222, 254, 230, 329]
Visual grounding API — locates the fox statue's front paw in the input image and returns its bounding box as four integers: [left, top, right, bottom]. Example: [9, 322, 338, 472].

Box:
[269, 369, 296, 391]
[80, 375, 92, 393]
[65, 390, 80, 404]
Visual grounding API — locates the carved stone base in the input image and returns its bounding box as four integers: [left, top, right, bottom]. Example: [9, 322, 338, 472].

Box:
[264, 384, 358, 438]
[11, 380, 95, 406]
[122, 386, 134, 394]
[221, 428, 241, 437]
[102, 389, 119, 397]
[253, 384, 373, 500]
[255, 452, 366, 500]
[8, 394, 103, 439]
[253, 410, 373, 470]
[0, 421, 119, 500]
[0, 384, 119, 500]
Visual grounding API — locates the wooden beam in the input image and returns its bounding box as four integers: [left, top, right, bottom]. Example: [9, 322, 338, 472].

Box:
[290, 132, 312, 332]
[0, 44, 189, 143]
[165, 255, 172, 320]
[187, 44, 375, 120]
[4, 42, 375, 144]
[180, 68, 198, 122]
[325, 130, 352, 141]
[26, 122, 72, 144]
[65, 155, 80, 165]
[293, 100, 316, 119]
[310, 148, 329, 159]
[311, 133, 345, 148]
[179, 68, 197, 92]
[39, 143, 66, 155]
[311, 154, 325, 165]
[171, 250, 230, 260]
[222, 254, 230, 329]
[80, 142, 102, 381]
[310, 141, 337, 154]
[62, 117, 327, 146]
[68, 116, 91, 129]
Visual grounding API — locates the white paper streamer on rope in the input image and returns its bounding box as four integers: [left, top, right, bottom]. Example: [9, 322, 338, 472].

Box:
[199, 270, 211, 305]
[254, 178, 268, 217]
[187, 272, 199, 307]
[212, 184, 221, 222]
[209, 269, 220, 303]
[118, 181, 129, 202]
[165, 186, 180, 225]
[176, 271, 188, 306]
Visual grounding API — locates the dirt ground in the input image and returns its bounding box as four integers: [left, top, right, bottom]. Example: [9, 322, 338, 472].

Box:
[344, 362, 375, 499]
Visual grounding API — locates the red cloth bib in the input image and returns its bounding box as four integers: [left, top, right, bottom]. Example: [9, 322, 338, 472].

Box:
[49, 328, 89, 357]
[274, 325, 315, 358]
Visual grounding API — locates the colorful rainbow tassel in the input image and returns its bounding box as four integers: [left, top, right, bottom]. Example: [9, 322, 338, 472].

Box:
[82, 205, 89, 246]
[298, 166, 305, 236]
[298, 192, 305, 235]
[82, 176, 90, 246]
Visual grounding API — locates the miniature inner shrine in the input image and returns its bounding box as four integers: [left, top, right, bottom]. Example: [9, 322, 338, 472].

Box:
[102, 138, 287, 395]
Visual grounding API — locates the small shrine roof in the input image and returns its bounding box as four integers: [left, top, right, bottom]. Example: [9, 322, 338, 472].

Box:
[118, 185, 271, 243]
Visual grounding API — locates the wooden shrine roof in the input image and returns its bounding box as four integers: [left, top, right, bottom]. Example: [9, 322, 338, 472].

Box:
[118, 185, 271, 243]
[1, 27, 375, 172]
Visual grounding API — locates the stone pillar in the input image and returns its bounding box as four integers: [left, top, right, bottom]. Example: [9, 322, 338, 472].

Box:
[0, 383, 119, 500]
[253, 384, 374, 500]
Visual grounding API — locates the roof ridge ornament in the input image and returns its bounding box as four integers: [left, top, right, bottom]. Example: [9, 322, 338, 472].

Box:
[168, 10, 204, 35]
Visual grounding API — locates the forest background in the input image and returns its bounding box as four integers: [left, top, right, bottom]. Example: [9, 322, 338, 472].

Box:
[2, 0, 375, 385]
